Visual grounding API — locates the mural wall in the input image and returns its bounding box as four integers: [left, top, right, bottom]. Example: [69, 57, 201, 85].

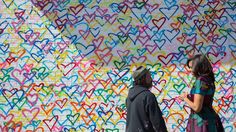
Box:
[0, 0, 235, 131]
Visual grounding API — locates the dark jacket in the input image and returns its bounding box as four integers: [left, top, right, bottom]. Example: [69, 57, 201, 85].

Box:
[126, 85, 167, 132]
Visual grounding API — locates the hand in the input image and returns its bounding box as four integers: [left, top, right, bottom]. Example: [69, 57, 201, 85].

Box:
[179, 92, 188, 101]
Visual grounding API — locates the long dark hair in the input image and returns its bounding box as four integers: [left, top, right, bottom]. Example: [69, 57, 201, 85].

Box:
[187, 54, 215, 81]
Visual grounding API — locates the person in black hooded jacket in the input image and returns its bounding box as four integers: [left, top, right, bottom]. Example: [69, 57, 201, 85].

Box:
[126, 66, 167, 132]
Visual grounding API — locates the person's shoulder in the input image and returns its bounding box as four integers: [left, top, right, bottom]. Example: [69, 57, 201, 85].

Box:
[196, 76, 214, 89]
[143, 90, 156, 99]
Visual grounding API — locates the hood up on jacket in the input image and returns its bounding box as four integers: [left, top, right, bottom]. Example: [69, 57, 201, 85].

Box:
[127, 85, 149, 101]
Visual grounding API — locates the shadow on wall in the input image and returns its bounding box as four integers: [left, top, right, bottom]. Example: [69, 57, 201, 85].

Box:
[29, 0, 236, 69]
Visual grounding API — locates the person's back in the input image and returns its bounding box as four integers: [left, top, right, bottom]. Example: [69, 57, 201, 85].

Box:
[126, 66, 167, 132]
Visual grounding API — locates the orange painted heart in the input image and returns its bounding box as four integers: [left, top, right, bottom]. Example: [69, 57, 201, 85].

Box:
[70, 101, 83, 112]
[41, 103, 56, 115]
[163, 64, 177, 76]
[78, 69, 94, 81]
[9, 49, 26, 62]
[81, 113, 96, 126]
[170, 21, 181, 30]
[99, 79, 111, 89]
[5, 121, 22, 132]
[111, 83, 127, 95]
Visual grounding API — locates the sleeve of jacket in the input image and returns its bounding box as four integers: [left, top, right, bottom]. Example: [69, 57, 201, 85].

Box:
[146, 93, 168, 132]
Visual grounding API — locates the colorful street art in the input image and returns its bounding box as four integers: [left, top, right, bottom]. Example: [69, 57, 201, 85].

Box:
[0, 0, 235, 131]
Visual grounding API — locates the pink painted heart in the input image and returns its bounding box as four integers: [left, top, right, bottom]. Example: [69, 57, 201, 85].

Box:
[55, 18, 68, 30]
[79, 29, 90, 40]
[94, 47, 111, 60]
[11, 19, 24, 32]
[104, 14, 118, 24]
[207, 0, 219, 9]
[137, 35, 150, 46]
[117, 49, 130, 59]
[0, 114, 14, 126]
[83, 12, 96, 23]
[26, 93, 39, 106]
[145, 3, 159, 13]
[92, 36, 104, 48]
[145, 42, 158, 54]
[22, 107, 40, 122]
[55, 98, 68, 109]
[57, 62, 76, 76]
[96, 8, 108, 16]
[25, 32, 40, 44]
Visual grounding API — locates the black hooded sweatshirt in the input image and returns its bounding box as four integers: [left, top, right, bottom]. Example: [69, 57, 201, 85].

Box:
[126, 85, 167, 132]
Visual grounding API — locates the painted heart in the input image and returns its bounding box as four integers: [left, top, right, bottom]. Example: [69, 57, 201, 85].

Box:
[81, 102, 97, 115]
[111, 83, 126, 95]
[22, 107, 40, 122]
[118, 3, 128, 14]
[57, 62, 76, 76]
[218, 95, 233, 114]
[162, 98, 175, 109]
[41, 103, 56, 115]
[92, 36, 104, 48]
[26, 93, 38, 106]
[159, 5, 179, 20]
[98, 110, 113, 124]
[157, 53, 174, 66]
[0, 113, 14, 126]
[131, 55, 147, 64]
[55, 98, 68, 109]
[52, 108, 71, 125]
[104, 14, 118, 24]
[5, 121, 22, 132]
[152, 17, 166, 30]
[69, 4, 84, 16]
[164, 29, 180, 42]
[66, 113, 80, 125]
[83, 12, 96, 23]
[145, 3, 159, 13]
[43, 115, 58, 131]
[70, 101, 83, 113]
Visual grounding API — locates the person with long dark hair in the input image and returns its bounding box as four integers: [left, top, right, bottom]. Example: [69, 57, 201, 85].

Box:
[179, 54, 224, 132]
[126, 66, 167, 132]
